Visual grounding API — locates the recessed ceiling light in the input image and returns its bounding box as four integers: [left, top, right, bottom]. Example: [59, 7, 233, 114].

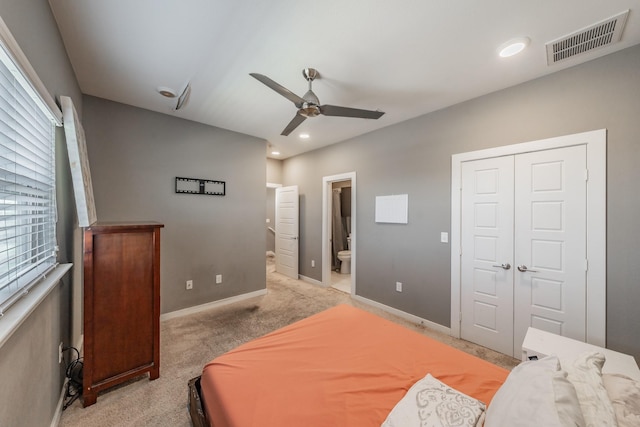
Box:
[498, 37, 530, 58]
[299, 133, 310, 139]
[271, 151, 280, 156]
[157, 86, 177, 98]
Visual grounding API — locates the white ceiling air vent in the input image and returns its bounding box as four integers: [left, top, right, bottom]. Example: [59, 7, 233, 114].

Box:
[546, 10, 629, 65]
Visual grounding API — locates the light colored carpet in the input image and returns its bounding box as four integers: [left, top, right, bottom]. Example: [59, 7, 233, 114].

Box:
[59, 258, 519, 426]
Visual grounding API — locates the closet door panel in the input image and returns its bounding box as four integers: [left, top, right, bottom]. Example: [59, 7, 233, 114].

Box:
[460, 156, 514, 355]
[513, 145, 587, 356]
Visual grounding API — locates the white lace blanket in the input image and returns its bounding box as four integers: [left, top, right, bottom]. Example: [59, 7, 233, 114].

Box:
[381, 373, 486, 427]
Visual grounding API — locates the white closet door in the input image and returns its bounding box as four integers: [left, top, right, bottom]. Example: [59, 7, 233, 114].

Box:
[460, 145, 588, 357]
[460, 156, 515, 355]
[513, 145, 587, 356]
[275, 185, 299, 279]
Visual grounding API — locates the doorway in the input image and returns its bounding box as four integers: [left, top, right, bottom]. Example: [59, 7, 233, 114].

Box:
[322, 172, 356, 294]
[451, 130, 606, 356]
[266, 183, 281, 262]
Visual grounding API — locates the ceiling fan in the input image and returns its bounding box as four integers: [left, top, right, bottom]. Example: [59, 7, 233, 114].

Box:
[250, 68, 385, 136]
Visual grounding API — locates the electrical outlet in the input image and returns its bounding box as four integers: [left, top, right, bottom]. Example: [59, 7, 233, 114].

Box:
[311, 260, 315, 267]
[186, 280, 193, 290]
[58, 342, 63, 364]
[396, 282, 403, 292]
[216, 274, 222, 284]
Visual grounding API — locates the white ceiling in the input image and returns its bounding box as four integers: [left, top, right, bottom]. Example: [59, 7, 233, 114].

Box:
[48, 0, 640, 159]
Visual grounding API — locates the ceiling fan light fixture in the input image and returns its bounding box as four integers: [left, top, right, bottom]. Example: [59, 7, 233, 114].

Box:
[299, 105, 320, 117]
[498, 37, 530, 57]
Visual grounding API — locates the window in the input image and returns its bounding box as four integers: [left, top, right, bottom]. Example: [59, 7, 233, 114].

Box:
[0, 27, 60, 316]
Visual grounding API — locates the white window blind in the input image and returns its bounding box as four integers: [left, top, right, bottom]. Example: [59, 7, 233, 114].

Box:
[0, 41, 57, 316]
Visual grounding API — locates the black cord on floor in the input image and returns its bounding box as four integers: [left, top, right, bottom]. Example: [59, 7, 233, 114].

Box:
[62, 346, 83, 410]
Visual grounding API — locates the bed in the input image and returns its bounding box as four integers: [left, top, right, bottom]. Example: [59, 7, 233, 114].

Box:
[189, 304, 507, 426]
[188, 304, 640, 427]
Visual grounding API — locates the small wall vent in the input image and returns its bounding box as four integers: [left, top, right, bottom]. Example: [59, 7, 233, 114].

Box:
[546, 10, 629, 65]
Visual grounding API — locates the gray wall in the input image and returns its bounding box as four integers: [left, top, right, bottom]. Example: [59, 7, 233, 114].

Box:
[267, 157, 283, 184]
[82, 96, 267, 314]
[0, 1, 81, 426]
[283, 45, 640, 360]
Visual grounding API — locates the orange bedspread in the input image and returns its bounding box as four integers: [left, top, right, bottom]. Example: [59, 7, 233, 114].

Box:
[201, 304, 508, 427]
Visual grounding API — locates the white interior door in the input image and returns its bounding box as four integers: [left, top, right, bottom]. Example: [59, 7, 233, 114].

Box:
[460, 157, 515, 355]
[275, 185, 299, 279]
[513, 145, 587, 355]
[460, 145, 587, 357]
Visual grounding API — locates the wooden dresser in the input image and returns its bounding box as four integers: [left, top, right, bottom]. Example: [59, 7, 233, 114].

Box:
[82, 222, 164, 406]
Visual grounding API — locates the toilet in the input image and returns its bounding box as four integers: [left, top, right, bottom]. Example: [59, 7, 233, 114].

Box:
[337, 235, 351, 274]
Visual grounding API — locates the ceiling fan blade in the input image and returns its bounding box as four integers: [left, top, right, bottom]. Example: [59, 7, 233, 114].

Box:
[319, 105, 385, 119]
[281, 112, 307, 136]
[250, 73, 305, 107]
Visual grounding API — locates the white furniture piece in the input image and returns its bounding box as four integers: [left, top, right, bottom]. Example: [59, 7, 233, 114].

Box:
[521, 327, 640, 381]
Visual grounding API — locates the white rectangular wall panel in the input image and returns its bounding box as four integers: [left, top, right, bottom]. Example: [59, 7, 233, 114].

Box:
[375, 194, 408, 224]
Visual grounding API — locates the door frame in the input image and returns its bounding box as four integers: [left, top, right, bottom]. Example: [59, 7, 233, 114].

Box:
[322, 172, 356, 293]
[451, 129, 606, 346]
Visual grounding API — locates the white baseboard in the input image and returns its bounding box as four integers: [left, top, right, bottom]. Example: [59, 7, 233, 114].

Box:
[160, 289, 268, 321]
[351, 294, 451, 335]
[299, 277, 446, 334]
[50, 378, 66, 427]
[299, 274, 325, 287]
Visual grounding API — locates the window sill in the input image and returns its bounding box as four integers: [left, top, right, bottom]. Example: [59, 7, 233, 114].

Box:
[0, 263, 72, 348]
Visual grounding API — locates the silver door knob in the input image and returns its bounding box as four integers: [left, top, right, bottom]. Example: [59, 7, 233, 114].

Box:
[517, 265, 538, 273]
[492, 263, 511, 270]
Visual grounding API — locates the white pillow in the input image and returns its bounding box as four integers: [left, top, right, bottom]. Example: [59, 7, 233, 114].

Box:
[485, 355, 585, 427]
[602, 373, 640, 427]
[381, 373, 486, 427]
[564, 352, 618, 427]
[553, 369, 588, 427]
